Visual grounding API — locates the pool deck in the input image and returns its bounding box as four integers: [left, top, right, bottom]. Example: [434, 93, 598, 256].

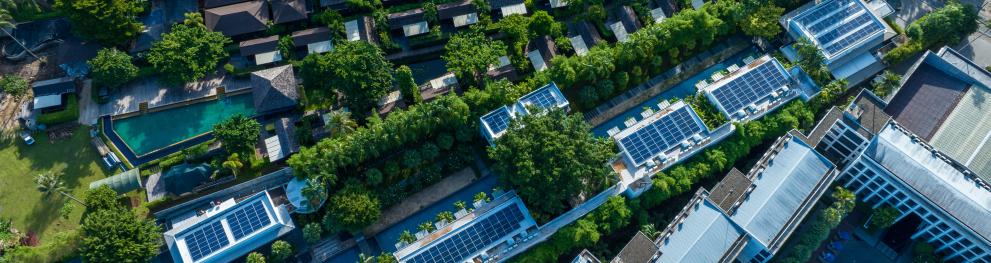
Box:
[79, 74, 251, 124]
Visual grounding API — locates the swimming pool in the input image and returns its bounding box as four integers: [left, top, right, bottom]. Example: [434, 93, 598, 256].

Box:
[111, 93, 256, 157]
[591, 46, 760, 137]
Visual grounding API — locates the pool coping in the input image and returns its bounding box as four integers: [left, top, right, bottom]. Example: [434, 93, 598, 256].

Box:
[103, 89, 255, 167]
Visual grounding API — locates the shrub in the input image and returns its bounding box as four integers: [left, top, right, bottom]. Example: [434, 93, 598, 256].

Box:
[270, 240, 292, 262]
[89, 48, 138, 90]
[0, 75, 29, 98]
[37, 94, 80, 125]
[303, 223, 322, 244]
[246, 252, 266, 263]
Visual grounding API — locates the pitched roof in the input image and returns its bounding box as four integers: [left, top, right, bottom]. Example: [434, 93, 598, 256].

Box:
[525, 35, 558, 64]
[31, 77, 76, 96]
[614, 232, 659, 263]
[608, 6, 642, 33]
[345, 16, 378, 43]
[291, 27, 331, 47]
[388, 8, 426, 29]
[271, 0, 308, 24]
[251, 65, 300, 113]
[488, 0, 523, 8]
[438, 1, 477, 19]
[239, 35, 280, 56]
[708, 168, 751, 212]
[568, 21, 603, 48]
[204, 0, 270, 36]
[203, 0, 248, 8]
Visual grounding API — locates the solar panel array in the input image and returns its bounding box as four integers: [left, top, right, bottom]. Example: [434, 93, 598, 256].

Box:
[227, 201, 271, 240]
[406, 204, 525, 263]
[185, 221, 229, 261]
[519, 86, 560, 109]
[795, 0, 883, 57]
[618, 106, 705, 165]
[710, 60, 789, 115]
[482, 107, 513, 135]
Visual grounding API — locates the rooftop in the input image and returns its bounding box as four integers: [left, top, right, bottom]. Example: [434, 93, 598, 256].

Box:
[479, 83, 569, 144]
[789, 0, 885, 60]
[884, 62, 969, 140]
[31, 77, 76, 96]
[164, 191, 295, 263]
[703, 56, 793, 120]
[270, 0, 307, 24]
[239, 35, 279, 56]
[251, 65, 300, 113]
[655, 190, 745, 263]
[614, 231, 659, 263]
[204, 0, 270, 36]
[614, 101, 710, 167]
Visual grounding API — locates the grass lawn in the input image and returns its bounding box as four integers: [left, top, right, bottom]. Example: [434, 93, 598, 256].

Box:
[0, 127, 110, 244]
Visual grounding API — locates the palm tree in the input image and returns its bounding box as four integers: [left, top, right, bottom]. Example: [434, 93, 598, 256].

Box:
[453, 201, 467, 211]
[435, 211, 455, 223]
[222, 153, 244, 179]
[398, 230, 416, 243]
[326, 110, 357, 138]
[34, 171, 84, 205]
[640, 224, 660, 239]
[417, 221, 435, 233]
[0, 7, 40, 60]
[300, 177, 327, 208]
[358, 253, 373, 263]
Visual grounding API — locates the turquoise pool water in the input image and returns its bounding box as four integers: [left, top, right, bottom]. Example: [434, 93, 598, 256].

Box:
[112, 94, 256, 156]
[591, 46, 760, 136]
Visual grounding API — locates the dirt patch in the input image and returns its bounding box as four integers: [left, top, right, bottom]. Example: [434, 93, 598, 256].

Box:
[0, 58, 62, 136]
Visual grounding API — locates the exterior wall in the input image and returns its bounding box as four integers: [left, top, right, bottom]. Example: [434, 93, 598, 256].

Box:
[816, 116, 870, 167]
[839, 156, 991, 262]
[736, 238, 773, 263]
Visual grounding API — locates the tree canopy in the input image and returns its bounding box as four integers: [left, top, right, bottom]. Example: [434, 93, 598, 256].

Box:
[0, 75, 28, 98]
[322, 187, 381, 233]
[55, 0, 143, 46]
[299, 41, 394, 117]
[213, 114, 261, 157]
[442, 30, 507, 86]
[147, 13, 231, 85]
[908, 1, 978, 48]
[89, 48, 138, 90]
[396, 65, 422, 105]
[79, 209, 162, 263]
[740, 4, 784, 39]
[488, 108, 615, 218]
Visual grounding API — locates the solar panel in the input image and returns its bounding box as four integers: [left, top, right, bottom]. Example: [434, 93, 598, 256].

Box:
[519, 86, 560, 109]
[804, 1, 858, 35]
[797, 0, 844, 25]
[406, 203, 525, 263]
[227, 201, 272, 240]
[618, 106, 706, 165]
[482, 107, 513, 135]
[795, 0, 883, 58]
[185, 221, 229, 261]
[709, 60, 790, 115]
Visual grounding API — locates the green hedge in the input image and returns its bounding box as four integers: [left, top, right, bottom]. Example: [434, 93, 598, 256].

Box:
[37, 94, 80, 126]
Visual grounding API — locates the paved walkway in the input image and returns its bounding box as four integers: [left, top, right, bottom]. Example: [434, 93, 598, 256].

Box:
[362, 167, 479, 236]
[79, 74, 251, 123]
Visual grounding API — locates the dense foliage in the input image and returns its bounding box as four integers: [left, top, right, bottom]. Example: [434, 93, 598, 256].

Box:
[884, 1, 978, 64]
[0, 75, 28, 98]
[84, 185, 123, 212]
[775, 188, 855, 263]
[270, 240, 292, 262]
[396, 65, 422, 105]
[740, 4, 784, 39]
[212, 114, 261, 158]
[299, 41, 394, 117]
[246, 252, 266, 263]
[55, 0, 143, 46]
[489, 108, 616, 219]
[303, 223, 322, 244]
[147, 13, 232, 85]
[870, 71, 901, 98]
[443, 30, 507, 86]
[322, 186, 382, 233]
[869, 205, 900, 231]
[79, 201, 162, 263]
[89, 48, 138, 90]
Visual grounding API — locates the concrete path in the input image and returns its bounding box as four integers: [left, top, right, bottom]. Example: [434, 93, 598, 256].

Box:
[362, 167, 478, 236]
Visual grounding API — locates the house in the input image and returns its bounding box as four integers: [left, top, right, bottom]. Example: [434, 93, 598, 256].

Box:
[549, 0, 567, 8]
[606, 6, 642, 43]
[571, 249, 602, 263]
[345, 16, 378, 43]
[319, 0, 346, 10]
[784, 0, 895, 86]
[388, 9, 430, 37]
[613, 232, 659, 263]
[250, 65, 300, 115]
[567, 21, 603, 56]
[31, 77, 76, 111]
[291, 27, 334, 55]
[489, 0, 527, 18]
[203, 0, 248, 8]
[438, 1, 479, 28]
[263, 117, 299, 162]
[525, 35, 557, 72]
[702, 55, 818, 122]
[204, 0, 271, 36]
[239, 36, 282, 65]
[163, 190, 295, 263]
[479, 82, 569, 145]
[270, 0, 308, 24]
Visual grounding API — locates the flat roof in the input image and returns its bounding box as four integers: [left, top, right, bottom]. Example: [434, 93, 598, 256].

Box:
[704, 56, 791, 118]
[614, 101, 709, 166]
[656, 191, 745, 263]
[867, 123, 991, 243]
[479, 83, 569, 144]
[164, 191, 294, 263]
[790, 0, 885, 60]
[884, 63, 969, 140]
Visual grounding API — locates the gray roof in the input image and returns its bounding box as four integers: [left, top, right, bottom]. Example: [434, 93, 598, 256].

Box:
[655, 190, 746, 263]
[251, 65, 300, 113]
[525, 35, 558, 65]
[291, 27, 331, 47]
[884, 63, 969, 140]
[203, 0, 248, 8]
[614, 232, 658, 263]
[867, 123, 991, 243]
[608, 6, 642, 33]
[387, 8, 426, 29]
[274, 118, 299, 157]
[709, 168, 751, 212]
[239, 35, 280, 56]
[568, 21, 603, 47]
[271, 0, 308, 24]
[807, 107, 843, 147]
[31, 77, 76, 96]
[204, 0, 270, 36]
[849, 89, 891, 137]
[438, 1, 477, 19]
[488, 0, 523, 8]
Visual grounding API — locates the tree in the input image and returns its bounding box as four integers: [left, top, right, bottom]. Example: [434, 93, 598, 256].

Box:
[246, 252, 266, 263]
[324, 110, 357, 138]
[740, 4, 784, 39]
[398, 230, 415, 243]
[299, 41, 393, 117]
[270, 240, 292, 263]
[423, 2, 438, 24]
[312, 9, 346, 39]
[79, 209, 162, 263]
[322, 187, 381, 233]
[913, 242, 941, 263]
[640, 224, 659, 239]
[442, 30, 507, 86]
[794, 37, 830, 85]
[84, 185, 122, 212]
[54, 0, 143, 46]
[89, 48, 138, 90]
[213, 114, 261, 157]
[871, 71, 901, 98]
[59, 202, 76, 220]
[0, 8, 39, 60]
[377, 253, 398, 263]
[489, 108, 615, 218]
[907, 1, 978, 48]
[396, 65, 422, 105]
[301, 176, 327, 209]
[869, 205, 900, 231]
[303, 223, 322, 244]
[454, 200, 468, 212]
[147, 13, 232, 85]
[222, 153, 244, 178]
[473, 192, 489, 203]
[34, 171, 84, 205]
[0, 75, 29, 98]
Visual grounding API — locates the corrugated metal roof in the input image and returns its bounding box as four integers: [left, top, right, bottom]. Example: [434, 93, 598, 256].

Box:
[656, 195, 744, 263]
